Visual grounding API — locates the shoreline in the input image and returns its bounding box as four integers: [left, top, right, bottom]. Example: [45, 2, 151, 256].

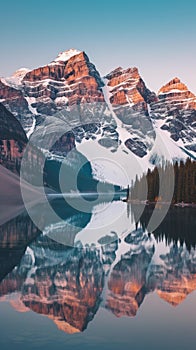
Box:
[122, 199, 196, 208]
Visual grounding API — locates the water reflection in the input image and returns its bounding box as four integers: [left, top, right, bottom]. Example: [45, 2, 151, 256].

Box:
[0, 202, 196, 334]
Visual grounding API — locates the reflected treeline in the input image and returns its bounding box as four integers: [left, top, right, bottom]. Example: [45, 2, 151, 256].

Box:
[134, 204, 196, 250]
[0, 205, 196, 333]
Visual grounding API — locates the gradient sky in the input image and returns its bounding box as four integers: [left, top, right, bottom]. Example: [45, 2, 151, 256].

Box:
[0, 0, 196, 93]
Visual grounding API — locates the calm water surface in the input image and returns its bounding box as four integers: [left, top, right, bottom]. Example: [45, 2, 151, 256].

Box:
[0, 199, 196, 350]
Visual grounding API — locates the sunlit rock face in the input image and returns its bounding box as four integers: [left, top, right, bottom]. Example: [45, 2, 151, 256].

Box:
[105, 67, 156, 107]
[23, 51, 104, 109]
[1, 50, 119, 155]
[0, 51, 104, 132]
[157, 78, 196, 110]
[19, 50, 104, 127]
[0, 50, 109, 153]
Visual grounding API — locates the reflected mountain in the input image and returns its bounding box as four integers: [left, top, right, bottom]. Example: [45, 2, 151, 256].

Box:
[106, 231, 154, 317]
[0, 202, 196, 333]
[148, 244, 196, 306]
[22, 237, 104, 333]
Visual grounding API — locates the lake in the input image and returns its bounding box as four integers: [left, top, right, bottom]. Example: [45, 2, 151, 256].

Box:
[0, 198, 196, 350]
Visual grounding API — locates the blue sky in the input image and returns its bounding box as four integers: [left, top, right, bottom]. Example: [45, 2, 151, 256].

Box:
[0, 0, 195, 93]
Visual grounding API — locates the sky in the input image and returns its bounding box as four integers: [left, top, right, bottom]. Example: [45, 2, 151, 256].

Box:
[0, 0, 196, 93]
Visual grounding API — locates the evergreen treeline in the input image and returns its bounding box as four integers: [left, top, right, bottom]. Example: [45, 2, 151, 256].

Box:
[131, 158, 196, 204]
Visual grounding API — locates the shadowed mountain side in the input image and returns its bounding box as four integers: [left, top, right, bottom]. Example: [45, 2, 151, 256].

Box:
[0, 212, 41, 282]
[0, 102, 27, 174]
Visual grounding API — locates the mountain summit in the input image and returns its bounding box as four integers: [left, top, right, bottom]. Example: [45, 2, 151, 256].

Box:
[158, 77, 196, 110]
[52, 48, 82, 63]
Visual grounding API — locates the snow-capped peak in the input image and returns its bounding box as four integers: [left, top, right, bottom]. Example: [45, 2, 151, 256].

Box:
[12, 68, 30, 77]
[53, 48, 82, 63]
[2, 68, 30, 87]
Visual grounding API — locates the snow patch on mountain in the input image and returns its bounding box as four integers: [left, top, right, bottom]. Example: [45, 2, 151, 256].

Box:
[26, 116, 36, 139]
[51, 48, 81, 64]
[101, 78, 132, 143]
[76, 200, 135, 246]
[77, 139, 144, 186]
[145, 119, 188, 163]
[3, 68, 30, 87]
[25, 97, 38, 115]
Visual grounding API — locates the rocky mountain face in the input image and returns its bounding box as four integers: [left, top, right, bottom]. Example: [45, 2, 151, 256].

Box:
[103, 67, 157, 157]
[0, 103, 27, 173]
[0, 48, 195, 185]
[150, 77, 196, 153]
[0, 79, 34, 132]
[157, 77, 196, 110]
[22, 50, 104, 118]
[104, 66, 156, 106]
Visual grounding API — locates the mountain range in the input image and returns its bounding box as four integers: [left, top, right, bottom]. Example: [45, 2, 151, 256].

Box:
[0, 48, 195, 185]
